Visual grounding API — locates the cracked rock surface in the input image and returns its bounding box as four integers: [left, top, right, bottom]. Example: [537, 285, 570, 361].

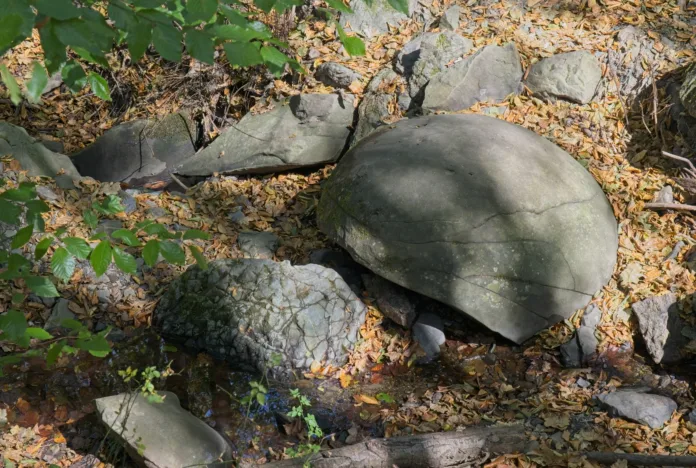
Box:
[153, 259, 367, 375]
[318, 114, 618, 344]
[525, 51, 602, 104]
[175, 94, 354, 177]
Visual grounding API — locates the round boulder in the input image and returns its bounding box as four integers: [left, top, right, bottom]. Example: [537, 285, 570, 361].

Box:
[318, 114, 618, 344]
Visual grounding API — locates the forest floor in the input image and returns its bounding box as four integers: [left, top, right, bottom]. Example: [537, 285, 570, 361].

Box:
[2, 0, 696, 467]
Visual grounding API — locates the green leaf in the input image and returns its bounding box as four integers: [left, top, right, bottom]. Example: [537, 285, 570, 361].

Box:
[184, 0, 218, 24]
[60, 319, 85, 331]
[143, 239, 160, 266]
[51, 247, 76, 282]
[136, 219, 155, 229]
[183, 229, 210, 240]
[219, 5, 248, 26]
[273, 0, 302, 14]
[26, 199, 50, 214]
[53, 17, 115, 59]
[11, 225, 33, 249]
[94, 194, 125, 215]
[8, 253, 31, 274]
[223, 41, 263, 67]
[83, 209, 98, 228]
[39, 21, 67, 75]
[256, 392, 266, 405]
[61, 61, 88, 94]
[63, 237, 92, 259]
[254, 0, 276, 13]
[185, 29, 214, 64]
[212, 24, 270, 41]
[35, 0, 82, 20]
[0, 199, 22, 225]
[112, 246, 137, 275]
[132, 0, 166, 6]
[87, 72, 111, 101]
[0, 64, 22, 106]
[159, 240, 186, 265]
[189, 245, 208, 270]
[25, 327, 53, 340]
[375, 392, 395, 403]
[75, 335, 111, 357]
[336, 24, 365, 57]
[111, 229, 142, 247]
[35, 236, 54, 260]
[323, 0, 352, 13]
[46, 340, 66, 367]
[0, 182, 36, 202]
[25, 276, 60, 297]
[90, 232, 108, 241]
[387, 0, 409, 15]
[127, 19, 153, 61]
[0, 310, 27, 341]
[143, 223, 174, 239]
[260, 45, 288, 76]
[11, 293, 25, 304]
[90, 241, 112, 276]
[0, 0, 35, 56]
[26, 62, 49, 104]
[153, 24, 183, 62]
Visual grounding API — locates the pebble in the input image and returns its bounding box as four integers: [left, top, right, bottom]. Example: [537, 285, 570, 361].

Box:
[413, 313, 446, 360]
[45, 299, 76, 331]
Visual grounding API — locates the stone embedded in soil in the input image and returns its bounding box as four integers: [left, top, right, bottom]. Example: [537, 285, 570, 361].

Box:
[352, 69, 401, 144]
[153, 259, 367, 376]
[560, 336, 582, 368]
[525, 51, 602, 104]
[175, 94, 354, 177]
[315, 62, 362, 89]
[596, 390, 677, 429]
[631, 293, 684, 364]
[339, 0, 427, 38]
[95, 392, 232, 468]
[237, 231, 279, 259]
[440, 5, 460, 31]
[581, 304, 602, 329]
[422, 43, 523, 112]
[318, 114, 618, 344]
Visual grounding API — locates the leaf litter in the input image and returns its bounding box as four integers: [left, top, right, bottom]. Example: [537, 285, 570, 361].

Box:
[2, 0, 696, 466]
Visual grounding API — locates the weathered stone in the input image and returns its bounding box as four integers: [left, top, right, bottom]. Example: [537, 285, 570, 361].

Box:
[353, 69, 401, 144]
[362, 274, 416, 327]
[653, 185, 674, 204]
[581, 304, 602, 329]
[560, 335, 582, 367]
[72, 113, 196, 188]
[318, 114, 618, 344]
[413, 313, 445, 359]
[0, 122, 80, 179]
[631, 293, 684, 364]
[237, 231, 279, 259]
[153, 259, 367, 375]
[596, 390, 677, 429]
[422, 43, 522, 112]
[95, 392, 232, 468]
[440, 5, 460, 31]
[396, 32, 474, 99]
[525, 51, 602, 104]
[681, 63, 696, 118]
[36, 185, 59, 202]
[316, 62, 362, 89]
[55, 175, 76, 190]
[576, 326, 598, 358]
[608, 26, 664, 105]
[45, 299, 76, 331]
[119, 190, 138, 214]
[339, 0, 426, 38]
[175, 94, 354, 177]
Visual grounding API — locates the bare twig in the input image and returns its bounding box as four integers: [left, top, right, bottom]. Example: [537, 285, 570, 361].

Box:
[168, 172, 189, 191]
[645, 202, 696, 212]
[662, 151, 696, 178]
[664, 240, 686, 262]
[585, 451, 696, 466]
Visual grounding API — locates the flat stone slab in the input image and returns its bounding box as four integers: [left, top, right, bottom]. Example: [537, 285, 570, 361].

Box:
[175, 94, 354, 177]
[153, 259, 367, 375]
[318, 114, 618, 344]
[596, 390, 677, 429]
[525, 51, 602, 104]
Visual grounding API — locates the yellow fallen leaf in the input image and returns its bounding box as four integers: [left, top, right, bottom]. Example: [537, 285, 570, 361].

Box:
[339, 373, 352, 388]
[358, 394, 380, 405]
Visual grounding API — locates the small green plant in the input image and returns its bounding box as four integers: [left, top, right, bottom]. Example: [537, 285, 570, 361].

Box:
[118, 364, 173, 403]
[240, 352, 282, 417]
[285, 388, 324, 467]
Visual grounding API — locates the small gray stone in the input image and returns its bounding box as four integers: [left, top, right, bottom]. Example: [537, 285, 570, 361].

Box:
[94, 219, 123, 237]
[525, 51, 602, 104]
[146, 205, 168, 219]
[308, 48, 321, 60]
[315, 62, 362, 89]
[581, 304, 602, 329]
[632, 293, 684, 364]
[413, 313, 445, 359]
[118, 190, 137, 214]
[576, 377, 591, 388]
[560, 336, 582, 368]
[36, 185, 59, 202]
[54, 175, 76, 190]
[422, 43, 523, 112]
[45, 299, 76, 331]
[653, 185, 674, 204]
[398, 93, 412, 112]
[339, 0, 424, 38]
[440, 5, 460, 31]
[95, 392, 233, 468]
[576, 326, 598, 358]
[362, 274, 416, 327]
[596, 390, 677, 429]
[228, 209, 248, 225]
[237, 231, 279, 259]
[42, 72, 63, 95]
[688, 409, 696, 424]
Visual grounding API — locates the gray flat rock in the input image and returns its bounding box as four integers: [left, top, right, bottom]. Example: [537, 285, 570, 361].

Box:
[0, 122, 80, 179]
[422, 43, 523, 112]
[316, 62, 362, 89]
[72, 113, 196, 188]
[596, 390, 677, 429]
[525, 51, 602, 104]
[318, 114, 618, 344]
[175, 94, 354, 177]
[95, 392, 232, 468]
[153, 259, 367, 375]
[440, 5, 460, 31]
[237, 231, 279, 259]
[339, 0, 420, 38]
[631, 293, 684, 364]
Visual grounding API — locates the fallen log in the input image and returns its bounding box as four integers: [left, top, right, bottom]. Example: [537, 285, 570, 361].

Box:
[585, 451, 696, 466]
[258, 425, 527, 467]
